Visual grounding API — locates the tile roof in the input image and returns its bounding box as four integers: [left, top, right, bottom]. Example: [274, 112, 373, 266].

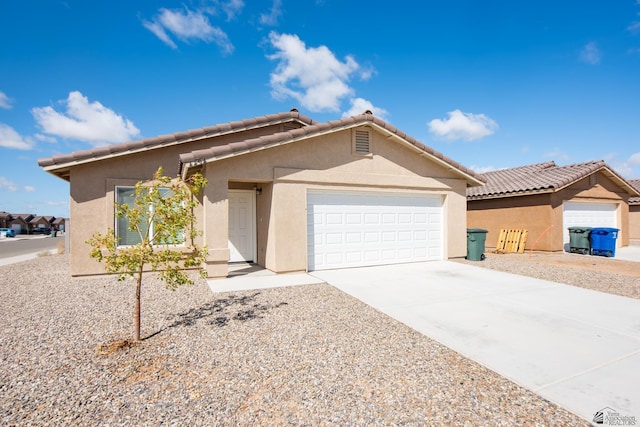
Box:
[38, 110, 315, 179]
[630, 179, 640, 204]
[467, 160, 640, 200]
[180, 111, 485, 186]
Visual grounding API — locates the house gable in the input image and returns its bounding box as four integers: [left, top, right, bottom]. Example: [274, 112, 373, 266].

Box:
[180, 112, 485, 188]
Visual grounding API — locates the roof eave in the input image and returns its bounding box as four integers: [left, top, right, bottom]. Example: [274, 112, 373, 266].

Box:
[468, 187, 556, 201]
[181, 119, 485, 187]
[38, 113, 314, 177]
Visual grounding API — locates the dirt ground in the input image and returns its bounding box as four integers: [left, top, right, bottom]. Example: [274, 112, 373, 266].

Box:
[496, 250, 640, 277]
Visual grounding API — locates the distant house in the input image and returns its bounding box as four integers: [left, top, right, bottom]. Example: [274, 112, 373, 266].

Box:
[0, 211, 9, 228]
[51, 217, 66, 232]
[467, 161, 640, 252]
[28, 216, 52, 233]
[8, 214, 34, 234]
[629, 179, 640, 242]
[38, 110, 485, 277]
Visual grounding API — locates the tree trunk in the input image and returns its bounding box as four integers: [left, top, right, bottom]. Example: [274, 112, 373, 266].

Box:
[134, 267, 142, 341]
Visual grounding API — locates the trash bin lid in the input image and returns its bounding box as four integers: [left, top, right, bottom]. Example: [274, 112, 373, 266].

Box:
[467, 228, 488, 233]
[568, 226, 591, 231]
[591, 227, 620, 234]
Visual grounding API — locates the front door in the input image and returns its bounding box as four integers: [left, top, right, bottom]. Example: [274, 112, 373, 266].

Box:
[228, 190, 256, 262]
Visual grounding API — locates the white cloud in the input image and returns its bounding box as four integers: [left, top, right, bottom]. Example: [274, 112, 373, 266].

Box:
[34, 133, 57, 143]
[24, 185, 36, 192]
[628, 21, 640, 34]
[543, 148, 570, 161]
[0, 91, 13, 109]
[469, 165, 498, 174]
[580, 41, 602, 65]
[0, 123, 34, 150]
[342, 98, 389, 120]
[428, 109, 498, 141]
[31, 91, 140, 147]
[260, 0, 283, 26]
[267, 32, 361, 112]
[0, 177, 18, 192]
[220, 0, 244, 20]
[610, 152, 640, 178]
[143, 8, 234, 54]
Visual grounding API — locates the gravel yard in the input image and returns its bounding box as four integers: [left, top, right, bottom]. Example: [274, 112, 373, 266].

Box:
[1, 254, 592, 426]
[454, 251, 640, 300]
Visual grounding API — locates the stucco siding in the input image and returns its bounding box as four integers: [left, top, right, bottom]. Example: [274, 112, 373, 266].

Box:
[467, 194, 554, 251]
[628, 205, 640, 241]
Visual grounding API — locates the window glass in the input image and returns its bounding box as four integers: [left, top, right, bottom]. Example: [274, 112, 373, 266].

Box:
[115, 186, 183, 246]
[115, 187, 146, 246]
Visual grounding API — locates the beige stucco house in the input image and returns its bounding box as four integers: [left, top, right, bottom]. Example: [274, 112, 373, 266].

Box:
[629, 179, 640, 242]
[39, 110, 484, 278]
[467, 161, 640, 252]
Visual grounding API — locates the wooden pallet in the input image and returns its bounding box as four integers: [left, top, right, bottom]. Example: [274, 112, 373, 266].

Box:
[495, 229, 528, 254]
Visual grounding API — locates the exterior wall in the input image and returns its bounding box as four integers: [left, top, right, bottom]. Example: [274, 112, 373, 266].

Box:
[630, 205, 640, 242]
[67, 123, 290, 276]
[467, 172, 631, 252]
[467, 194, 555, 251]
[201, 126, 470, 278]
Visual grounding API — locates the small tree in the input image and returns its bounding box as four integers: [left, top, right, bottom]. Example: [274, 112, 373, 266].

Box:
[87, 167, 208, 341]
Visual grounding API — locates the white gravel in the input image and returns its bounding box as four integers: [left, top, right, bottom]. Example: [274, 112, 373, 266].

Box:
[1, 254, 589, 426]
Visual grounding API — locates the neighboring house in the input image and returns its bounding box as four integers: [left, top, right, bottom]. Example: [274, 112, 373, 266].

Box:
[39, 110, 485, 277]
[629, 179, 640, 242]
[0, 211, 9, 228]
[51, 217, 66, 232]
[9, 214, 34, 234]
[28, 216, 52, 233]
[467, 161, 640, 252]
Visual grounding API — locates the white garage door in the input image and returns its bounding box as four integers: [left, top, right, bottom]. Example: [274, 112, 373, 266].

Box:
[563, 202, 617, 244]
[307, 191, 443, 271]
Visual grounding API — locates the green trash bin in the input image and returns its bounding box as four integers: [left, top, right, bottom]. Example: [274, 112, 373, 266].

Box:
[568, 226, 591, 255]
[466, 228, 488, 261]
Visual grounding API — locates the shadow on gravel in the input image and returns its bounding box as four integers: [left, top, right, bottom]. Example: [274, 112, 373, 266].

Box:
[145, 292, 288, 340]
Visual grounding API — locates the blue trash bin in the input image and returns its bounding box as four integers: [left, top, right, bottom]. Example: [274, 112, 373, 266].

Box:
[589, 227, 619, 257]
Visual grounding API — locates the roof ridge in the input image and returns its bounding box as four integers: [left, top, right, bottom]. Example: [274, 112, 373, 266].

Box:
[179, 112, 484, 184]
[38, 110, 315, 169]
[468, 159, 639, 200]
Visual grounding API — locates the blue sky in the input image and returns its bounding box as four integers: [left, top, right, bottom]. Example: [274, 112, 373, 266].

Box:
[1, 0, 640, 218]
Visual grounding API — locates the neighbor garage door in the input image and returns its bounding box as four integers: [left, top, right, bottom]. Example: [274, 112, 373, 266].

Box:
[307, 191, 443, 271]
[563, 202, 618, 244]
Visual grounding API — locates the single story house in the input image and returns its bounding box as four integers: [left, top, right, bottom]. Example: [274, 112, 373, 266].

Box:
[630, 179, 640, 242]
[8, 214, 34, 234]
[467, 161, 640, 252]
[28, 216, 52, 233]
[39, 110, 484, 278]
[0, 211, 9, 228]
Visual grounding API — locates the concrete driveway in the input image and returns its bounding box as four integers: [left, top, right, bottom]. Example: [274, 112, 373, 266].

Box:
[311, 261, 640, 423]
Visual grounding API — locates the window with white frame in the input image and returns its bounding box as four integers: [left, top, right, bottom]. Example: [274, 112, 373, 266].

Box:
[115, 186, 183, 246]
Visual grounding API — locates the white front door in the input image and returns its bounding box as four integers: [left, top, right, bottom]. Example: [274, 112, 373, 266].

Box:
[228, 190, 256, 262]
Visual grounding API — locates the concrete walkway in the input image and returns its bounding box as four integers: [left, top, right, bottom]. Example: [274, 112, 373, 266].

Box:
[311, 261, 640, 423]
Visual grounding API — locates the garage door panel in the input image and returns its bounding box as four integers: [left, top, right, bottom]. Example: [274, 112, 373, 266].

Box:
[307, 191, 443, 270]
